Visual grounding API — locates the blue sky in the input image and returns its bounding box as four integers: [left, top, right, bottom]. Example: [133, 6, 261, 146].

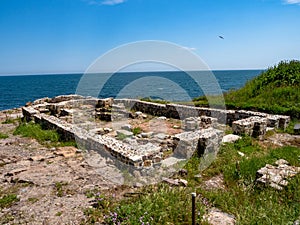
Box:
[0, 0, 300, 74]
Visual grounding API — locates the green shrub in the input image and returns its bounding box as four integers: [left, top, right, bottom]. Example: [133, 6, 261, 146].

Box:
[194, 60, 300, 119]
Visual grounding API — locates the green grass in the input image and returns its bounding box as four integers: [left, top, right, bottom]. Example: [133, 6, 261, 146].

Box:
[2, 118, 16, 124]
[84, 185, 206, 225]
[132, 127, 142, 136]
[82, 136, 300, 224]
[13, 121, 77, 147]
[0, 194, 19, 209]
[140, 97, 170, 105]
[0, 132, 9, 139]
[193, 60, 300, 118]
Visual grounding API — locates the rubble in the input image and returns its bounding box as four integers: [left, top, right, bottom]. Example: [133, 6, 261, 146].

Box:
[256, 159, 300, 190]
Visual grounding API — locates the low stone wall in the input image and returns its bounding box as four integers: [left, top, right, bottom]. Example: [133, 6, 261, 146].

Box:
[22, 100, 224, 169]
[22, 95, 292, 168]
[114, 99, 290, 129]
[232, 116, 268, 139]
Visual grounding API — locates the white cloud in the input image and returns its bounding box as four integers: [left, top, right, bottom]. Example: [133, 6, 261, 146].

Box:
[101, 0, 126, 5]
[284, 0, 300, 4]
[85, 0, 126, 6]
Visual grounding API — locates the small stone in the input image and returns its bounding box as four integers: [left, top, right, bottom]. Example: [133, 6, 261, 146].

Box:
[222, 134, 241, 143]
[158, 116, 167, 120]
[203, 208, 236, 225]
[179, 179, 188, 187]
[135, 111, 143, 117]
[154, 133, 166, 140]
[134, 182, 143, 188]
[116, 130, 133, 137]
[163, 178, 179, 186]
[173, 125, 180, 129]
[275, 159, 289, 166]
[141, 132, 153, 138]
[237, 151, 245, 157]
[121, 124, 132, 131]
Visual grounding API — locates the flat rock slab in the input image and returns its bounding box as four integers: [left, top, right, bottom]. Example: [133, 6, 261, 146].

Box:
[204, 174, 225, 190]
[222, 134, 241, 143]
[203, 208, 236, 225]
[116, 130, 134, 137]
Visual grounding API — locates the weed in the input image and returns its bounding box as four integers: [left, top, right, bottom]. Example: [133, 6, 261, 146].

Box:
[0, 194, 19, 209]
[54, 182, 68, 197]
[132, 127, 142, 135]
[28, 197, 39, 203]
[55, 211, 63, 216]
[0, 132, 9, 139]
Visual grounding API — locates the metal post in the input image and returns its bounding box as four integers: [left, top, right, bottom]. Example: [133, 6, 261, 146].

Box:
[192, 192, 196, 225]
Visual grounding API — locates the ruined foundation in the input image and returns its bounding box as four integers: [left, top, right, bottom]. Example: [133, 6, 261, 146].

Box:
[22, 95, 290, 171]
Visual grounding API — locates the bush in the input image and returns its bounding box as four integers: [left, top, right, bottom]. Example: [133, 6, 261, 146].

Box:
[194, 60, 300, 119]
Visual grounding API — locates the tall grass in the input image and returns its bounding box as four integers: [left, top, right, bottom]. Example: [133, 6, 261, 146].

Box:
[193, 60, 300, 118]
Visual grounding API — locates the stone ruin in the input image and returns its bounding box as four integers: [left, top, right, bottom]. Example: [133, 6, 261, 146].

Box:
[22, 95, 290, 178]
[256, 159, 300, 190]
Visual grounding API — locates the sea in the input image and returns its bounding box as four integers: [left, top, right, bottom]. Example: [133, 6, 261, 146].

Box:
[0, 70, 262, 111]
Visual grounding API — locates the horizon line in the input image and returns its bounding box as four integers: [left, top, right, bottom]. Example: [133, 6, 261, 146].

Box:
[0, 68, 265, 77]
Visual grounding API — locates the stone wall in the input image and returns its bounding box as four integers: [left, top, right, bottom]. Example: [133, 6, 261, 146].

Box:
[22, 99, 224, 169]
[232, 116, 267, 139]
[21, 95, 292, 168]
[115, 99, 290, 130]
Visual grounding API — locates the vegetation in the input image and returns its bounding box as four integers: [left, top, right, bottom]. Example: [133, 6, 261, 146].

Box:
[140, 97, 170, 105]
[0, 194, 19, 209]
[0, 132, 9, 139]
[132, 127, 142, 136]
[193, 60, 300, 118]
[13, 121, 77, 147]
[84, 185, 206, 225]
[82, 136, 300, 224]
[2, 118, 16, 124]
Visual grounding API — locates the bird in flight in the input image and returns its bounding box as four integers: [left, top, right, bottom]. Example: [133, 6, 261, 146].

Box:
[219, 35, 224, 39]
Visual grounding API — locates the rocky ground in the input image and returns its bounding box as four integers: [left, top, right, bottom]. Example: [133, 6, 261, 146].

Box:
[0, 109, 126, 225]
[1, 108, 300, 225]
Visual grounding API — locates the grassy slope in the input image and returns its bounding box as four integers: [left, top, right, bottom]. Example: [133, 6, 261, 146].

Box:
[194, 60, 300, 118]
[84, 137, 300, 224]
